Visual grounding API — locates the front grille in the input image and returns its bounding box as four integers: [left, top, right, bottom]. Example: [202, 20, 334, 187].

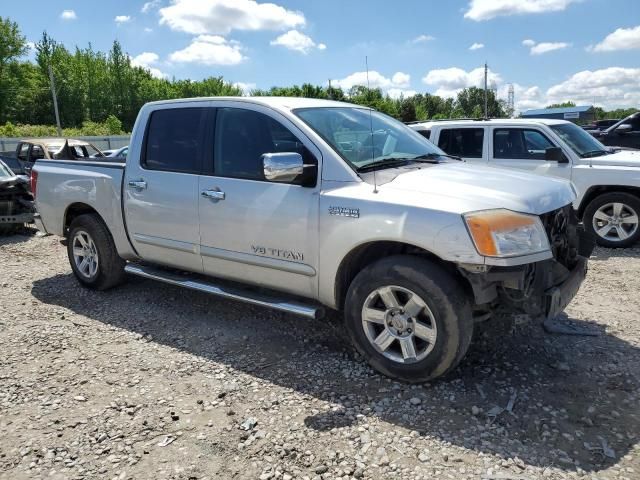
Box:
[540, 205, 580, 269]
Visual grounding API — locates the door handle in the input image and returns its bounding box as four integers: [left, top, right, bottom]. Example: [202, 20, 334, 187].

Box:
[201, 189, 225, 201]
[128, 179, 147, 190]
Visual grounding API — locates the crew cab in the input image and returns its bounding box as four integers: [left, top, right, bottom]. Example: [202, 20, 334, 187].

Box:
[409, 119, 640, 247]
[33, 97, 592, 382]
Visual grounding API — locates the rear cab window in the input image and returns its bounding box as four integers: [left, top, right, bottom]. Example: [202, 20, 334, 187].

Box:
[143, 107, 207, 174]
[437, 128, 485, 158]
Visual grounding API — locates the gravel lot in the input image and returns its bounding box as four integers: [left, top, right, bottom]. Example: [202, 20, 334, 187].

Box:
[1, 230, 639, 480]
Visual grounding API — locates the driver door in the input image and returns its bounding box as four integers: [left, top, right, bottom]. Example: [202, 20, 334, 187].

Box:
[197, 104, 321, 298]
[489, 127, 572, 181]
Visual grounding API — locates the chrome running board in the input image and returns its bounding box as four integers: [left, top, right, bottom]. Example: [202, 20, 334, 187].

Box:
[124, 264, 324, 320]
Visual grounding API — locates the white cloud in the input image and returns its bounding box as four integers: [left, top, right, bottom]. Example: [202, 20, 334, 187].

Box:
[270, 30, 325, 54]
[546, 67, 640, 108]
[60, 10, 77, 20]
[159, 0, 305, 35]
[233, 82, 257, 95]
[391, 72, 411, 88]
[422, 66, 502, 98]
[522, 39, 536, 47]
[144, 27, 153, 33]
[411, 34, 435, 44]
[333, 71, 412, 93]
[131, 52, 168, 79]
[141, 0, 162, 13]
[464, 0, 580, 21]
[469, 42, 484, 50]
[387, 88, 418, 99]
[529, 41, 571, 55]
[115, 15, 132, 24]
[589, 25, 640, 52]
[169, 35, 246, 66]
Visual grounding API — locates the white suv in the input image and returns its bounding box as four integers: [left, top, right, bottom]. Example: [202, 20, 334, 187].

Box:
[409, 119, 640, 247]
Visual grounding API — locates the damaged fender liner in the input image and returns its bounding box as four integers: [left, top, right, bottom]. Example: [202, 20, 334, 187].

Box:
[460, 255, 589, 319]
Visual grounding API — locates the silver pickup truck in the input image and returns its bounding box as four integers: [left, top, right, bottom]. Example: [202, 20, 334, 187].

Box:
[33, 97, 593, 382]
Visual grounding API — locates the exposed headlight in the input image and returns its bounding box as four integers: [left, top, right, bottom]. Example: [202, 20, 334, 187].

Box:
[463, 209, 550, 258]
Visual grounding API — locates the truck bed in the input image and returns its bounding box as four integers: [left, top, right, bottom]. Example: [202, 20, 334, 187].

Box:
[34, 159, 135, 258]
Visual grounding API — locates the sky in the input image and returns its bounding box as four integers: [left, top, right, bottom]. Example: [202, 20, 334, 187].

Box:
[6, 0, 640, 112]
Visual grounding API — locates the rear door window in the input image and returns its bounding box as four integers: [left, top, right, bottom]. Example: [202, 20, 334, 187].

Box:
[143, 107, 207, 174]
[416, 129, 431, 140]
[437, 128, 484, 158]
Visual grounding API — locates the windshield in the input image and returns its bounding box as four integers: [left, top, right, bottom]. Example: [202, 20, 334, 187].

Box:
[550, 123, 609, 158]
[294, 107, 445, 171]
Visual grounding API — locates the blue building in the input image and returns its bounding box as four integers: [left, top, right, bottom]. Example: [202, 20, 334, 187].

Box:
[521, 105, 595, 124]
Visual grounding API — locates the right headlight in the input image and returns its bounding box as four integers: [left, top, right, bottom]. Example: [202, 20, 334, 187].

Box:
[463, 209, 550, 258]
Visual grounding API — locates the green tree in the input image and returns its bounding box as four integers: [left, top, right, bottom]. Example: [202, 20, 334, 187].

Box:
[0, 17, 28, 123]
[546, 101, 576, 109]
[454, 87, 504, 118]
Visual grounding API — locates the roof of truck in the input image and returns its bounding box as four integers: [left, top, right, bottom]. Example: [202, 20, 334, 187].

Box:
[21, 138, 93, 147]
[145, 96, 361, 111]
[408, 118, 570, 129]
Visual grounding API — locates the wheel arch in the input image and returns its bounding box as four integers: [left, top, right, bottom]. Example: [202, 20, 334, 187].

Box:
[63, 203, 102, 236]
[578, 185, 640, 218]
[333, 240, 472, 311]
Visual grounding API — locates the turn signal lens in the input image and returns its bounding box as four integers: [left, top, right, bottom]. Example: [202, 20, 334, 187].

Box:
[464, 209, 550, 258]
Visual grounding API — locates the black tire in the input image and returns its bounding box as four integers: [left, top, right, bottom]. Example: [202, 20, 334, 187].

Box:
[67, 214, 126, 290]
[344, 255, 473, 383]
[583, 192, 640, 248]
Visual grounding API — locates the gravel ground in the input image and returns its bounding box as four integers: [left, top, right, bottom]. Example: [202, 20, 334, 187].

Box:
[1, 230, 639, 480]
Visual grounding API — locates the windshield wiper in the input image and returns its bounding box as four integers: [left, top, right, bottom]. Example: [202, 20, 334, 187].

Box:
[356, 158, 413, 172]
[581, 150, 609, 158]
[412, 152, 463, 162]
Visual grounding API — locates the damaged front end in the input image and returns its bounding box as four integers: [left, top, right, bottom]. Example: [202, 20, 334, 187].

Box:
[460, 206, 595, 320]
[0, 174, 35, 233]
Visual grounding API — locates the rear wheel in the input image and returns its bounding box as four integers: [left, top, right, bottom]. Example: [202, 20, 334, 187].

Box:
[67, 214, 126, 290]
[344, 255, 473, 383]
[584, 192, 640, 248]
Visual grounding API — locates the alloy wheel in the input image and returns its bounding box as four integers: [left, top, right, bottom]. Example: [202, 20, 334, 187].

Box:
[361, 285, 437, 364]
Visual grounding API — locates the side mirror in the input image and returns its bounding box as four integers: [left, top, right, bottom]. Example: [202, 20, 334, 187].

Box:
[545, 147, 567, 163]
[262, 152, 304, 183]
[616, 124, 632, 134]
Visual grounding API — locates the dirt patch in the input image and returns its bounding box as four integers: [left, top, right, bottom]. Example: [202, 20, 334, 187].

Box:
[1, 233, 639, 479]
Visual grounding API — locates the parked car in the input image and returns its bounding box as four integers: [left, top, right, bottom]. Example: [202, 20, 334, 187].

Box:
[33, 97, 592, 382]
[0, 159, 34, 234]
[582, 119, 620, 132]
[101, 146, 129, 159]
[592, 112, 640, 149]
[409, 118, 640, 247]
[0, 138, 107, 174]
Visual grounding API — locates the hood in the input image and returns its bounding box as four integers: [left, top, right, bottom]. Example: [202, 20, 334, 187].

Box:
[582, 149, 640, 167]
[379, 162, 575, 215]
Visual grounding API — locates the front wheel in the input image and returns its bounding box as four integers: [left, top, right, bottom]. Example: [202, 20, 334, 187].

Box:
[583, 192, 640, 248]
[344, 255, 473, 383]
[67, 214, 126, 290]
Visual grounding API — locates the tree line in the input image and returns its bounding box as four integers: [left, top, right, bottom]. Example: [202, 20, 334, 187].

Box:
[0, 16, 636, 136]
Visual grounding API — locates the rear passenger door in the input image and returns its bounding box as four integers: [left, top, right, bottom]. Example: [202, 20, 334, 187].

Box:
[123, 106, 207, 273]
[436, 127, 487, 163]
[489, 127, 572, 180]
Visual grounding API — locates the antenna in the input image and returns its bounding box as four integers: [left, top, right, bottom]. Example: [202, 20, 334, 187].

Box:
[483, 62, 488, 120]
[365, 56, 378, 194]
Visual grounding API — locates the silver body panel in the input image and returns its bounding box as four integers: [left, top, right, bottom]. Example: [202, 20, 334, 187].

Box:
[35, 97, 578, 309]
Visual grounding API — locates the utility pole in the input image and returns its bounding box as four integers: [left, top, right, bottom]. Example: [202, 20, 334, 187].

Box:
[328, 79, 333, 100]
[48, 63, 62, 136]
[483, 62, 488, 119]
